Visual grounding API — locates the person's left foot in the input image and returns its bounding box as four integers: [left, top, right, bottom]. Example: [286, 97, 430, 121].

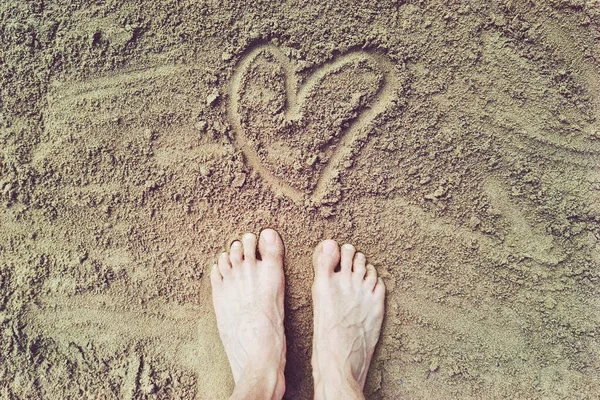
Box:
[211, 229, 286, 399]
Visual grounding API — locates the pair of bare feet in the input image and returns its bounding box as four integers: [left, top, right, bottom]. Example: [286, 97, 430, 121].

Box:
[211, 229, 385, 400]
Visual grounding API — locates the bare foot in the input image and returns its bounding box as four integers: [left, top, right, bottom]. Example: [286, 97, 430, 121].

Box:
[311, 240, 385, 400]
[211, 229, 286, 400]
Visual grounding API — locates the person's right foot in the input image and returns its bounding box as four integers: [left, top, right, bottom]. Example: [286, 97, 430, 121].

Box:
[311, 240, 385, 399]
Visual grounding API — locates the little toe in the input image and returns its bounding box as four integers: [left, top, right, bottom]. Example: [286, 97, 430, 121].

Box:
[364, 264, 378, 290]
[353, 252, 367, 282]
[210, 264, 223, 286]
[242, 233, 258, 263]
[374, 277, 386, 297]
[230, 240, 243, 266]
[258, 228, 285, 264]
[340, 244, 355, 273]
[218, 252, 232, 276]
[373, 277, 386, 316]
[313, 239, 340, 277]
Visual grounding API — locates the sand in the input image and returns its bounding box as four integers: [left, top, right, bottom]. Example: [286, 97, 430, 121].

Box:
[1, 0, 600, 398]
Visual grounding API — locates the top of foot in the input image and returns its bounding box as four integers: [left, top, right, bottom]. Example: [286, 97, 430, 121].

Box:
[311, 239, 385, 398]
[210, 228, 287, 399]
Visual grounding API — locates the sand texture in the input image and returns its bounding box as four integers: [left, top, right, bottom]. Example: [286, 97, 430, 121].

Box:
[1, 0, 600, 398]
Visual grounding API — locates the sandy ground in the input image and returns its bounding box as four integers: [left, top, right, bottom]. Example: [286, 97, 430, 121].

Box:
[1, 0, 600, 399]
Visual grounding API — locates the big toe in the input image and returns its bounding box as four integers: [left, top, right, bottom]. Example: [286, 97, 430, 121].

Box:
[313, 239, 340, 276]
[258, 228, 285, 263]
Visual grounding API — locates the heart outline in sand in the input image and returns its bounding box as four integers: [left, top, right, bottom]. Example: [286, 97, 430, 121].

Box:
[228, 44, 401, 204]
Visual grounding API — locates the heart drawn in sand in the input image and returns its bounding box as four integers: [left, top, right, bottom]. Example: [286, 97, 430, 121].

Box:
[228, 44, 401, 204]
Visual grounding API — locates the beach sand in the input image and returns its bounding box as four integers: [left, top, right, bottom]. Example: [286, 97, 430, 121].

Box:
[1, 0, 599, 398]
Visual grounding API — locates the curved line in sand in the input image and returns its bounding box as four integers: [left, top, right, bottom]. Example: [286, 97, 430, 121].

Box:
[228, 44, 401, 204]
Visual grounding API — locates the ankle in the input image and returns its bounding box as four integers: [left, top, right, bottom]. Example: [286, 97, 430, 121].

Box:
[314, 377, 363, 400]
[313, 360, 364, 400]
[230, 364, 285, 400]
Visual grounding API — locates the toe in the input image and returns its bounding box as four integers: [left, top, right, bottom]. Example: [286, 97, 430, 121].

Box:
[218, 252, 232, 276]
[313, 239, 340, 276]
[230, 240, 243, 266]
[340, 244, 355, 273]
[364, 264, 378, 290]
[210, 264, 223, 286]
[373, 277, 386, 316]
[242, 233, 258, 263]
[258, 228, 285, 264]
[353, 252, 367, 282]
[374, 277, 386, 297]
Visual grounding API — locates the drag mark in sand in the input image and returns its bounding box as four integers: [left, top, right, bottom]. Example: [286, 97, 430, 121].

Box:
[228, 44, 401, 204]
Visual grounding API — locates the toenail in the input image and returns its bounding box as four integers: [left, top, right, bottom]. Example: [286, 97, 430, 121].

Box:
[356, 253, 365, 260]
[220, 252, 228, 258]
[263, 229, 276, 244]
[232, 241, 241, 248]
[323, 240, 337, 255]
[343, 244, 354, 250]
